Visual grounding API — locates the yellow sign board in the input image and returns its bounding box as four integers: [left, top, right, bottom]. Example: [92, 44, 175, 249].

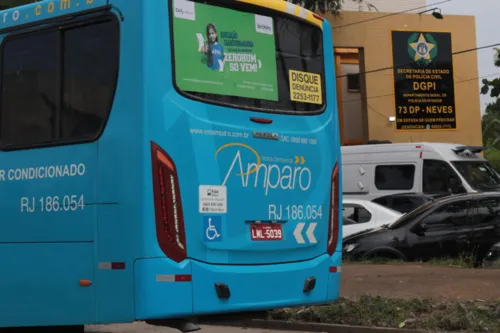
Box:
[289, 70, 322, 105]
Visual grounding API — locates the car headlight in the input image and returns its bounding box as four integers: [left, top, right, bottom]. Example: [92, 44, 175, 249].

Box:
[343, 243, 357, 252]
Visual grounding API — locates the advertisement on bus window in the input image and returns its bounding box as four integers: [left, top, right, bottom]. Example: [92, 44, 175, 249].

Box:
[172, 0, 279, 101]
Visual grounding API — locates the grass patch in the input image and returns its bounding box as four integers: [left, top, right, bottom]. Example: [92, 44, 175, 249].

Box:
[344, 258, 408, 265]
[483, 259, 500, 270]
[269, 296, 500, 332]
[426, 256, 475, 268]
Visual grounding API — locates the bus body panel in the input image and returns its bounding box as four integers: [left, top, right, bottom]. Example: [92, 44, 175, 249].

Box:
[153, 97, 334, 265]
[142, 0, 338, 267]
[0, 145, 96, 326]
[0, 243, 94, 327]
[0, 0, 140, 326]
[0, 145, 96, 243]
[189, 252, 341, 314]
[133, 251, 342, 320]
[0, 36, 99, 322]
[136, 0, 342, 318]
[134, 258, 194, 320]
[93, 0, 145, 324]
[323, 19, 344, 253]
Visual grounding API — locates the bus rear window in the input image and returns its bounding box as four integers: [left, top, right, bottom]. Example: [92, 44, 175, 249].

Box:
[171, 0, 325, 114]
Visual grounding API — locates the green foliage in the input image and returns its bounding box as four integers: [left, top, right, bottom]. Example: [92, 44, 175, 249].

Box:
[269, 296, 500, 332]
[482, 48, 500, 171]
[286, 0, 376, 14]
[481, 48, 500, 98]
[482, 103, 500, 148]
[484, 145, 500, 170]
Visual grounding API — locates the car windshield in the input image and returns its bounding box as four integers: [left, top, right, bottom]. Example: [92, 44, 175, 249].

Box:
[451, 161, 500, 191]
[387, 200, 436, 229]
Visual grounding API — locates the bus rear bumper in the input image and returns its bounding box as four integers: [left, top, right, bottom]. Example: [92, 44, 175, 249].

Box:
[134, 252, 342, 320]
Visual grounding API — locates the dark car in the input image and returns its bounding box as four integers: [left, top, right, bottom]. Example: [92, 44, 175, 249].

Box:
[482, 243, 500, 268]
[372, 192, 450, 214]
[343, 192, 500, 266]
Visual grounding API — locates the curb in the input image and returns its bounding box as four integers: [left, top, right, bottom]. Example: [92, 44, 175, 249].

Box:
[206, 320, 425, 333]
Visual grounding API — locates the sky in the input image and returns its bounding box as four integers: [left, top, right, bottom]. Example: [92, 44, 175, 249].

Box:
[433, 0, 500, 113]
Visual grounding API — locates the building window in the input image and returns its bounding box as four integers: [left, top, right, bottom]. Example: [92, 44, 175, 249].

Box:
[347, 73, 360, 92]
[375, 165, 415, 190]
[0, 17, 119, 149]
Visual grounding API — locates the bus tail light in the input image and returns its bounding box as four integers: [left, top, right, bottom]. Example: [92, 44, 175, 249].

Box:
[151, 141, 187, 263]
[327, 162, 339, 255]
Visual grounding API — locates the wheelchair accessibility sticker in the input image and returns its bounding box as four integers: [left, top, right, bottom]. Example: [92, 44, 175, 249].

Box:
[203, 216, 222, 242]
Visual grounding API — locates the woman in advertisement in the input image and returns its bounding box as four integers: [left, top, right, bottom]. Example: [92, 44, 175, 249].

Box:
[198, 23, 225, 72]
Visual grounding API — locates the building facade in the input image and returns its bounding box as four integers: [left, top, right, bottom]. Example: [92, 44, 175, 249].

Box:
[325, 9, 482, 147]
[342, 0, 426, 13]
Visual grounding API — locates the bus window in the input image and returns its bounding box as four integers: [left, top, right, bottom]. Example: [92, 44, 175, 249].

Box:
[171, 2, 326, 114]
[1, 30, 58, 147]
[1, 19, 119, 149]
[62, 21, 119, 140]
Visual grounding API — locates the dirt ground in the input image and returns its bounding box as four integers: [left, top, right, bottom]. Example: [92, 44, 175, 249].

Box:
[341, 264, 500, 301]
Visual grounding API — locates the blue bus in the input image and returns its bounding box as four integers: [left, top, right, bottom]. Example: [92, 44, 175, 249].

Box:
[0, 0, 342, 331]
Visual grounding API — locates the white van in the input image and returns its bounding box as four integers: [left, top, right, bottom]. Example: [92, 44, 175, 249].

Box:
[341, 142, 500, 201]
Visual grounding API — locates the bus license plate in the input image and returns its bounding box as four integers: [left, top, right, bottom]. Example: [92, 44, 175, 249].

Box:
[250, 224, 283, 241]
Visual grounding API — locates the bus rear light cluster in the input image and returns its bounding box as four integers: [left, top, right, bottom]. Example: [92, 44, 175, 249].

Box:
[151, 141, 187, 262]
[327, 162, 339, 255]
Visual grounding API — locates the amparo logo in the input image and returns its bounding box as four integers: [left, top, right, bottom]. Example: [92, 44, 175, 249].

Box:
[215, 143, 311, 196]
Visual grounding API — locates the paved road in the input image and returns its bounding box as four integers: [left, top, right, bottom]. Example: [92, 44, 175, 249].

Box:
[87, 322, 301, 333]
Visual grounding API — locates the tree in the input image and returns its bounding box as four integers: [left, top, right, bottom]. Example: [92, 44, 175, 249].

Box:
[480, 48, 500, 169]
[481, 104, 500, 169]
[481, 48, 500, 98]
[481, 49, 500, 147]
[286, 0, 376, 14]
